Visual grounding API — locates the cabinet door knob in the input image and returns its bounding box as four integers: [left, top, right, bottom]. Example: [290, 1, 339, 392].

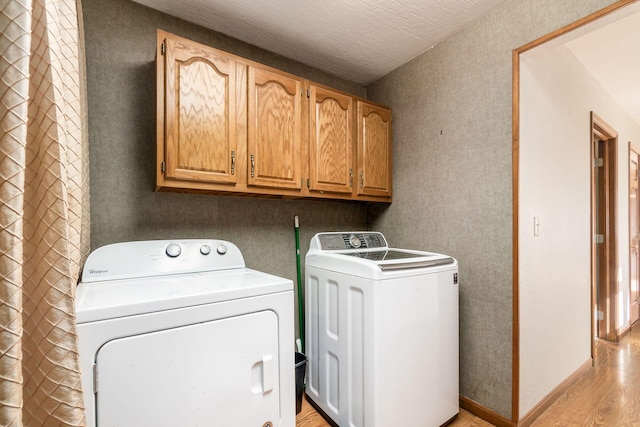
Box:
[230, 150, 235, 175]
[250, 154, 255, 178]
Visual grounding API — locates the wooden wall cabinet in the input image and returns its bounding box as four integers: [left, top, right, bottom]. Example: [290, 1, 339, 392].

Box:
[156, 30, 392, 202]
[159, 33, 240, 187]
[248, 66, 304, 191]
[308, 84, 354, 195]
[356, 101, 392, 198]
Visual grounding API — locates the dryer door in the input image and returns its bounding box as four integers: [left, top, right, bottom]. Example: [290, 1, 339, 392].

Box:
[94, 310, 280, 426]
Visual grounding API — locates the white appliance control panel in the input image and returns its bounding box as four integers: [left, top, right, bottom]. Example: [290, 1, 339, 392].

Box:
[316, 232, 387, 250]
[80, 239, 244, 283]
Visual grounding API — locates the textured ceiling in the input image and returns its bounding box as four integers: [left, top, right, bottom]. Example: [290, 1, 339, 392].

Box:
[132, 0, 509, 84]
[133, 0, 640, 123]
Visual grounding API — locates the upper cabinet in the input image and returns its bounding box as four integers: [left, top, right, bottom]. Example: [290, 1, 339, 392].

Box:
[308, 85, 354, 194]
[156, 30, 392, 202]
[357, 102, 392, 198]
[158, 34, 240, 187]
[248, 66, 304, 190]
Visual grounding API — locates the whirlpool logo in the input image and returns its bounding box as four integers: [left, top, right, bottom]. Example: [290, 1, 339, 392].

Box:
[89, 268, 108, 274]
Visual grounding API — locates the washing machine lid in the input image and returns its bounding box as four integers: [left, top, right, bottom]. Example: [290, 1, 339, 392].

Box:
[342, 249, 455, 271]
[306, 232, 457, 277]
[76, 268, 292, 323]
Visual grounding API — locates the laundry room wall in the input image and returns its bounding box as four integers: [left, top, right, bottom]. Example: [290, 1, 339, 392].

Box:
[82, 0, 369, 341]
[366, 0, 622, 421]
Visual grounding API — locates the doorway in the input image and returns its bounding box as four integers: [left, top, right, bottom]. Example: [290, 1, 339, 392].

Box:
[591, 112, 618, 344]
[513, 1, 639, 422]
[630, 144, 640, 327]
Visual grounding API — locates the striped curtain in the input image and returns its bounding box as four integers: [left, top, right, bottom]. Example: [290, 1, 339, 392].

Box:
[0, 0, 90, 425]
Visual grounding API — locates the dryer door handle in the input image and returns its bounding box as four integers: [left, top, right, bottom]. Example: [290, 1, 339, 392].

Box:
[262, 354, 273, 393]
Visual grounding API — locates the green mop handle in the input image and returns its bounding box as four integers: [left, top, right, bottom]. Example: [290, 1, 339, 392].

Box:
[294, 216, 304, 353]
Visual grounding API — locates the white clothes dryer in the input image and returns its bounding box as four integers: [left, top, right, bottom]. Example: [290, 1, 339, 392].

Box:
[305, 232, 459, 427]
[76, 239, 294, 427]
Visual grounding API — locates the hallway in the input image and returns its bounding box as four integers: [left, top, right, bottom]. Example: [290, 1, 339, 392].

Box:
[531, 325, 640, 426]
[296, 326, 640, 426]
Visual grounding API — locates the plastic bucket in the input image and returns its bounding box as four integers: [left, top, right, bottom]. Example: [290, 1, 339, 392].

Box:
[295, 352, 307, 414]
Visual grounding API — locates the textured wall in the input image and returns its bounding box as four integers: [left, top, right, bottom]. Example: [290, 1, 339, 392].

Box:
[82, 0, 368, 341]
[366, 0, 620, 419]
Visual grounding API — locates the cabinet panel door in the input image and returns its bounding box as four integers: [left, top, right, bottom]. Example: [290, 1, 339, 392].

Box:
[248, 66, 303, 190]
[309, 86, 354, 194]
[357, 102, 392, 197]
[164, 36, 238, 184]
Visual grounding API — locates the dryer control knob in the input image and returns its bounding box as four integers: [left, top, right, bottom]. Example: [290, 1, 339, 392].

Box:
[217, 244, 227, 255]
[165, 243, 182, 258]
[200, 244, 211, 255]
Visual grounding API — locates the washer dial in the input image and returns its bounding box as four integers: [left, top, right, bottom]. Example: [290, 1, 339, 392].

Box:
[349, 234, 362, 249]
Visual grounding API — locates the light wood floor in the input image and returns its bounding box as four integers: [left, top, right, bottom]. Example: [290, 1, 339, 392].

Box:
[296, 396, 491, 427]
[530, 325, 640, 426]
[297, 326, 640, 426]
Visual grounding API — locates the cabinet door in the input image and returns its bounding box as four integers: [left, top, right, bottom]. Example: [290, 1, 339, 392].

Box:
[357, 102, 392, 198]
[309, 85, 354, 194]
[248, 66, 303, 190]
[163, 35, 238, 185]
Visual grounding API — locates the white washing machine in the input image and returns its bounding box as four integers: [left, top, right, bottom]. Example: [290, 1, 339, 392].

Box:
[76, 239, 295, 427]
[305, 232, 459, 427]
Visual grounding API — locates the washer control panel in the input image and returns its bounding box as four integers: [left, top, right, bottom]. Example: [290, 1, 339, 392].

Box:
[317, 232, 387, 251]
